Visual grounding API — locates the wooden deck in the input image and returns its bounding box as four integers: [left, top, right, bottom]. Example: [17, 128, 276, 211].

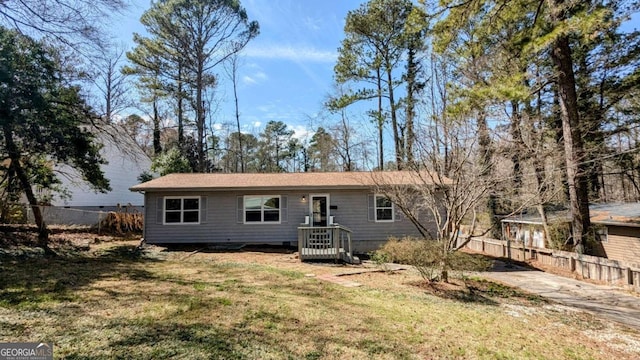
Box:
[300, 247, 342, 257]
[298, 225, 360, 264]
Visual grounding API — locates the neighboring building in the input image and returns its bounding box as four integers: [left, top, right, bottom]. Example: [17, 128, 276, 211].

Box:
[502, 203, 640, 264]
[35, 125, 152, 225]
[130, 171, 439, 257]
[589, 203, 640, 264]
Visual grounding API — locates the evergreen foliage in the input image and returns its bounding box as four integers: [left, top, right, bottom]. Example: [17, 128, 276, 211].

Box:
[0, 28, 109, 246]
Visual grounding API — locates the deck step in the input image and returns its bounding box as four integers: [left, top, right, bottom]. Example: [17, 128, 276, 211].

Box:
[341, 252, 361, 265]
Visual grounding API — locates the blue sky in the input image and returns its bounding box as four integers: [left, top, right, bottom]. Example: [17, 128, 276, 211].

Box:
[116, 0, 367, 139]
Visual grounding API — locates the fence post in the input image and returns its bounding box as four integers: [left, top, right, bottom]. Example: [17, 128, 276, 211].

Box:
[333, 227, 339, 261]
[97, 211, 104, 235]
[297, 228, 304, 259]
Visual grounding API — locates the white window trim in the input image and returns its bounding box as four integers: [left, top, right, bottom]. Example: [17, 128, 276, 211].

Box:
[243, 195, 282, 224]
[309, 193, 330, 227]
[163, 196, 201, 225]
[374, 194, 395, 223]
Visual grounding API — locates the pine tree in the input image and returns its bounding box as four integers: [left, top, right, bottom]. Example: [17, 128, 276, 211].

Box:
[0, 28, 109, 248]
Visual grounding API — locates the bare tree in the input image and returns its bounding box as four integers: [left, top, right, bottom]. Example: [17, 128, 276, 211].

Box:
[224, 54, 244, 172]
[373, 118, 495, 282]
[0, 0, 124, 50]
[93, 46, 132, 122]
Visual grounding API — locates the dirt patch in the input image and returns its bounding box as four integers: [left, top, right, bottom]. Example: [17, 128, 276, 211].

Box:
[0, 225, 141, 256]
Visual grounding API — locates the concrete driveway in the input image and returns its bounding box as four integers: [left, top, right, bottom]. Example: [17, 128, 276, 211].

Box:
[480, 261, 640, 330]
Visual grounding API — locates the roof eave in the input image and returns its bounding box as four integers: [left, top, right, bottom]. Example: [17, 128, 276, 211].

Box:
[592, 220, 640, 228]
[129, 185, 378, 192]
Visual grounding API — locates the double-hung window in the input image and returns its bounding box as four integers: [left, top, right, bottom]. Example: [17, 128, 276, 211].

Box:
[244, 196, 280, 223]
[375, 195, 394, 222]
[164, 197, 200, 224]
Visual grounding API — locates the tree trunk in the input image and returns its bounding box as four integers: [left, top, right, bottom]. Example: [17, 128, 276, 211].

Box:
[537, 204, 553, 249]
[510, 101, 523, 192]
[152, 97, 162, 155]
[196, 63, 206, 173]
[386, 63, 403, 170]
[549, 30, 591, 252]
[341, 110, 353, 171]
[376, 67, 384, 170]
[233, 65, 244, 173]
[477, 111, 499, 238]
[405, 43, 417, 168]
[177, 62, 184, 148]
[105, 62, 112, 122]
[2, 123, 50, 249]
[550, 89, 570, 200]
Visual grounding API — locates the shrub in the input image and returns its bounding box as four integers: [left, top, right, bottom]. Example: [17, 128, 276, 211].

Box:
[97, 206, 143, 235]
[375, 236, 491, 282]
[369, 250, 392, 272]
[546, 222, 572, 250]
[0, 203, 27, 224]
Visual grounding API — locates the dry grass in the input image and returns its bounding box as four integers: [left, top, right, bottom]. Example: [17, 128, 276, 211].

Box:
[97, 208, 144, 235]
[1, 238, 639, 359]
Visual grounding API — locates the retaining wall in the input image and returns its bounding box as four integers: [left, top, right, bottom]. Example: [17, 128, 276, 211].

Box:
[464, 237, 640, 292]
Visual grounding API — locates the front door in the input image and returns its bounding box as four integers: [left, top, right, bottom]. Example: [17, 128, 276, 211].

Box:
[310, 194, 329, 227]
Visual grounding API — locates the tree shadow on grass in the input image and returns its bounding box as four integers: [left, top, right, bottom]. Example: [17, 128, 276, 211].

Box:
[410, 277, 548, 306]
[0, 245, 160, 309]
[409, 279, 499, 305]
[104, 321, 246, 359]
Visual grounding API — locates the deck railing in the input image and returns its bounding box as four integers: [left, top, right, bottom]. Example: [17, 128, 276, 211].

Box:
[298, 224, 355, 262]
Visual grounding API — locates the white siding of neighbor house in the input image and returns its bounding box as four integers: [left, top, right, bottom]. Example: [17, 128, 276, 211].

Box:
[52, 131, 151, 207]
[143, 189, 435, 253]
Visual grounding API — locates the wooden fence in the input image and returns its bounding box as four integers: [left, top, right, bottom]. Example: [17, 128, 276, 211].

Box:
[463, 237, 640, 292]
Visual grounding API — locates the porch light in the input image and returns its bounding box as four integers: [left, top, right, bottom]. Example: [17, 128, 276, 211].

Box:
[302, 195, 306, 202]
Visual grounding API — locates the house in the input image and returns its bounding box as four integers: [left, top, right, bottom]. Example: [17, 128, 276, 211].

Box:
[130, 171, 439, 261]
[501, 210, 569, 249]
[589, 203, 640, 264]
[502, 203, 640, 264]
[35, 125, 152, 225]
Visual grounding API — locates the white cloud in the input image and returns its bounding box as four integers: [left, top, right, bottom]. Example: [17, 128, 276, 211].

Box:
[252, 121, 262, 128]
[242, 75, 257, 84]
[291, 125, 314, 141]
[242, 71, 268, 85]
[303, 16, 322, 31]
[244, 44, 337, 63]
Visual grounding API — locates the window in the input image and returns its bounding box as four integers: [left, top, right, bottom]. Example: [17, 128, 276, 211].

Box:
[164, 197, 200, 224]
[244, 196, 280, 223]
[375, 195, 394, 222]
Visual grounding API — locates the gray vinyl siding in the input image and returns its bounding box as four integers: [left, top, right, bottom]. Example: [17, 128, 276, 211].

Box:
[143, 189, 434, 253]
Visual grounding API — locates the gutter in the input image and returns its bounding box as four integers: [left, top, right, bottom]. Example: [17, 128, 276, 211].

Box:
[129, 185, 379, 193]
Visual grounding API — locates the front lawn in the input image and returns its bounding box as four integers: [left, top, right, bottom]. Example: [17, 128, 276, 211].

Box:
[0, 239, 638, 359]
